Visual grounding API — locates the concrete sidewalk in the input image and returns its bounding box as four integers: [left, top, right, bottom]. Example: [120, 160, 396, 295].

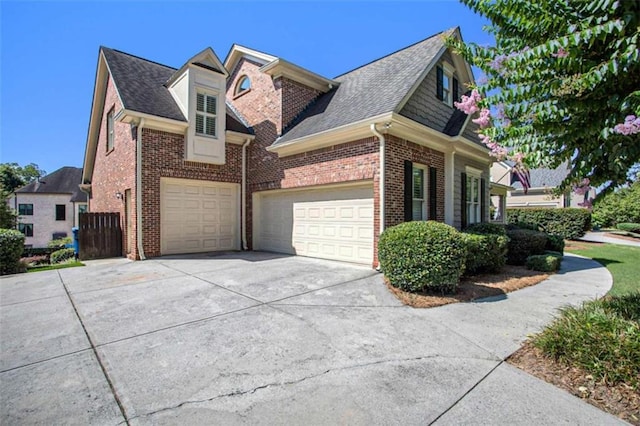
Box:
[581, 230, 640, 247]
[0, 252, 623, 425]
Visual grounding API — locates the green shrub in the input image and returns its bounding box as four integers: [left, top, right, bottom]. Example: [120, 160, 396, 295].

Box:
[48, 237, 73, 249]
[50, 248, 76, 264]
[0, 228, 26, 275]
[616, 222, 640, 233]
[463, 222, 507, 236]
[461, 232, 509, 274]
[533, 295, 640, 386]
[545, 234, 565, 255]
[506, 228, 548, 265]
[378, 221, 466, 294]
[526, 254, 561, 272]
[506, 208, 591, 239]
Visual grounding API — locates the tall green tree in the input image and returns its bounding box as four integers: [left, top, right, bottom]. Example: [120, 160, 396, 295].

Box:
[449, 0, 640, 193]
[0, 163, 46, 196]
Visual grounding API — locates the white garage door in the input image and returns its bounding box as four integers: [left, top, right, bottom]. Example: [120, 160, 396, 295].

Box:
[255, 184, 374, 264]
[161, 178, 239, 255]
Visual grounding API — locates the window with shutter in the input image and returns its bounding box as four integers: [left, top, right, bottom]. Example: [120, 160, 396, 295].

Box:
[412, 167, 425, 220]
[195, 92, 217, 137]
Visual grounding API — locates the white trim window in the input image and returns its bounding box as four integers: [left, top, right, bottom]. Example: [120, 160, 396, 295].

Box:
[466, 172, 481, 225]
[107, 108, 115, 151]
[412, 166, 426, 220]
[195, 92, 217, 137]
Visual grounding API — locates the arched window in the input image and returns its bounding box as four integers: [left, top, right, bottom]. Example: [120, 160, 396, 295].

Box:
[235, 75, 251, 96]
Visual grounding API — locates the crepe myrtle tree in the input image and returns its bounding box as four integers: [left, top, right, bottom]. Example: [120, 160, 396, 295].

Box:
[447, 0, 640, 199]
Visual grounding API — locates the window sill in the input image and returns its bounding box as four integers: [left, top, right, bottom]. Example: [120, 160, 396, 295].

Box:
[233, 88, 251, 100]
[106, 147, 115, 156]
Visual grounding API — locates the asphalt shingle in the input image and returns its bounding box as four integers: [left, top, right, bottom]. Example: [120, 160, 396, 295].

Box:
[16, 167, 87, 202]
[274, 29, 453, 145]
[101, 47, 252, 134]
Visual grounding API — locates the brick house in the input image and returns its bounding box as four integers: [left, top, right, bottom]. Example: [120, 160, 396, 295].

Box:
[7, 167, 88, 248]
[82, 27, 491, 266]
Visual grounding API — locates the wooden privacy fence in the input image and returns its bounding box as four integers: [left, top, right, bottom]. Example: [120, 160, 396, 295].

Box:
[78, 212, 123, 260]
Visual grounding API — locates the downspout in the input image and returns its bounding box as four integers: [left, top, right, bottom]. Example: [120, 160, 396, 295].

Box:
[136, 119, 146, 260]
[241, 138, 252, 250]
[370, 123, 386, 234]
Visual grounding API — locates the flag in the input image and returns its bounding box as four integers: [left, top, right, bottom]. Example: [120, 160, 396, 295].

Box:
[511, 166, 531, 194]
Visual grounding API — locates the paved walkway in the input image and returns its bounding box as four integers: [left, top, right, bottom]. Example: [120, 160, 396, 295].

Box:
[0, 252, 623, 425]
[580, 230, 640, 247]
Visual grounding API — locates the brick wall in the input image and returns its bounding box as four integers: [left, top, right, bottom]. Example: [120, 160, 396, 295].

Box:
[140, 128, 243, 257]
[384, 135, 446, 229]
[89, 75, 138, 259]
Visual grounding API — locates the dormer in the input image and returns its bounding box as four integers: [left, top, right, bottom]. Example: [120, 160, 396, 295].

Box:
[167, 48, 229, 164]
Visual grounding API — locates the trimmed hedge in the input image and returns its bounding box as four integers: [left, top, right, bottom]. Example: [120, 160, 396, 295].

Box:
[506, 228, 548, 265]
[506, 208, 591, 239]
[545, 234, 565, 255]
[51, 248, 76, 264]
[616, 223, 640, 233]
[1, 229, 26, 275]
[462, 232, 509, 274]
[378, 221, 466, 294]
[526, 254, 562, 272]
[463, 222, 507, 236]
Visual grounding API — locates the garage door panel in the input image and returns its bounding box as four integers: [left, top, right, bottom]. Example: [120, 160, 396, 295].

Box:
[161, 178, 239, 255]
[256, 185, 374, 264]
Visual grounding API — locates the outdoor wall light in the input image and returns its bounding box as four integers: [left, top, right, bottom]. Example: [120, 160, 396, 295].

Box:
[115, 192, 123, 200]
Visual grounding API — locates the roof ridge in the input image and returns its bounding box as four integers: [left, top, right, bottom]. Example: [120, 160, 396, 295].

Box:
[333, 28, 453, 80]
[101, 46, 178, 71]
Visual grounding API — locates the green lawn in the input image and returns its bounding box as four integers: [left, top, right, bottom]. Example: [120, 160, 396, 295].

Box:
[27, 262, 85, 273]
[566, 243, 640, 296]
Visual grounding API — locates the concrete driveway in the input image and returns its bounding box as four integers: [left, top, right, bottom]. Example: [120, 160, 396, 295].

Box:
[0, 252, 624, 425]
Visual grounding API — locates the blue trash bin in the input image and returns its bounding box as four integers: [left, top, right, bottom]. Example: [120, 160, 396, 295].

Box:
[72, 227, 79, 260]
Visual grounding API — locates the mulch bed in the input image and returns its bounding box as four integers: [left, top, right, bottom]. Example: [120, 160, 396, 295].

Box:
[508, 342, 640, 425]
[384, 265, 549, 308]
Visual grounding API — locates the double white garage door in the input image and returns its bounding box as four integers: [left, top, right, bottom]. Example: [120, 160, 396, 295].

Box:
[254, 184, 374, 265]
[160, 178, 374, 265]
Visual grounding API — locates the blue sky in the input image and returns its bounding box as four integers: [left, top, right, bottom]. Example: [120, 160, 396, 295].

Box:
[0, 1, 492, 176]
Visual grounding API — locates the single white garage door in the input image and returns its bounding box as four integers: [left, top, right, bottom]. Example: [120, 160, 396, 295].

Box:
[161, 178, 239, 255]
[254, 184, 374, 264]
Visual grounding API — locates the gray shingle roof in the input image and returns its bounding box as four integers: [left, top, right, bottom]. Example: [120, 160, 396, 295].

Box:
[507, 161, 570, 189]
[16, 167, 87, 202]
[101, 47, 252, 134]
[274, 29, 452, 145]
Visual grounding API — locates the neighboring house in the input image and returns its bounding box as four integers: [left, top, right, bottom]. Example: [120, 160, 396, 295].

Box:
[491, 161, 596, 209]
[7, 167, 88, 248]
[82, 27, 492, 266]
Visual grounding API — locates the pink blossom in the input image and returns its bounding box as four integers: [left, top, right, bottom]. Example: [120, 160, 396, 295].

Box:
[552, 48, 569, 58]
[510, 152, 525, 164]
[613, 115, 640, 135]
[472, 108, 492, 128]
[454, 89, 482, 115]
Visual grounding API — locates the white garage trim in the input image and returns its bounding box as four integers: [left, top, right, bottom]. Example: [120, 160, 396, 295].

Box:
[253, 182, 374, 265]
[160, 178, 240, 255]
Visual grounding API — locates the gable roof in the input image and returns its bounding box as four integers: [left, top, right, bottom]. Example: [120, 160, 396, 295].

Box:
[101, 47, 251, 133]
[506, 161, 570, 190]
[274, 28, 456, 145]
[15, 167, 87, 202]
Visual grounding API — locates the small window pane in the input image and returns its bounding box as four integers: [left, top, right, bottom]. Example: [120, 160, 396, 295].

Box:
[19, 223, 33, 237]
[412, 201, 424, 221]
[195, 114, 204, 134]
[206, 117, 216, 136]
[239, 77, 250, 91]
[413, 168, 424, 199]
[18, 204, 33, 215]
[197, 93, 205, 112]
[206, 96, 217, 114]
[56, 204, 66, 221]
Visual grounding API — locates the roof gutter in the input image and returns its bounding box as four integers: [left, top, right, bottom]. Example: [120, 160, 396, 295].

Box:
[136, 119, 146, 260]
